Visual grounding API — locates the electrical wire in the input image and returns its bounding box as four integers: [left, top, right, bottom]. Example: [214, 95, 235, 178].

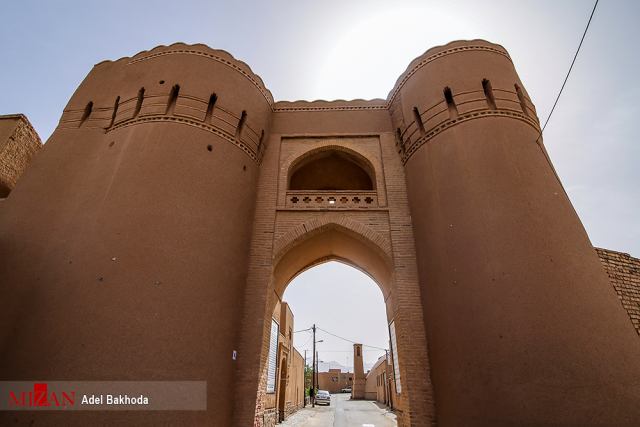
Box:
[317, 327, 387, 351]
[539, 0, 599, 137]
[297, 332, 313, 350]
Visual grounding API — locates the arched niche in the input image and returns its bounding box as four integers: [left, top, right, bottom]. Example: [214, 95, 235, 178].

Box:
[288, 149, 376, 191]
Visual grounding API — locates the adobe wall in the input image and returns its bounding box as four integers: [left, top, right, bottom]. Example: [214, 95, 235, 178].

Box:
[318, 369, 353, 393]
[1, 39, 640, 427]
[263, 301, 304, 425]
[364, 357, 381, 400]
[0, 43, 270, 426]
[393, 40, 640, 425]
[286, 349, 305, 417]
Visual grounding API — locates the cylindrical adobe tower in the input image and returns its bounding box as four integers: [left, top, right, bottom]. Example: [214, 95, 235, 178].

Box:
[352, 343, 366, 399]
[390, 40, 640, 425]
[0, 43, 271, 425]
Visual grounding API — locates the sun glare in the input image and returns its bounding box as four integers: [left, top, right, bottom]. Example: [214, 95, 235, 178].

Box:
[312, 5, 476, 101]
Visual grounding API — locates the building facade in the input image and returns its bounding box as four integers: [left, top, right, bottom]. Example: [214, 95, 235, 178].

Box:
[317, 368, 353, 394]
[261, 301, 305, 423]
[1, 40, 640, 426]
[365, 354, 398, 407]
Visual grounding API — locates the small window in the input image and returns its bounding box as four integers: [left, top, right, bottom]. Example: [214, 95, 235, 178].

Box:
[443, 86, 458, 119]
[482, 79, 497, 110]
[109, 96, 120, 128]
[133, 88, 145, 118]
[515, 84, 529, 117]
[236, 110, 247, 139]
[79, 101, 93, 127]
[266, 320, 279, 393]
[166, 84, 180, 115]
[389, 321, 401, 394]
[413, 107, 425, 135]
[205, 93, 217, 123]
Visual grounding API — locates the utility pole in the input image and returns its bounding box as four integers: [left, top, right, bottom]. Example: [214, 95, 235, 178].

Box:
[312, 324, 316, 408]
[304, 349, 307, 407]
[384, 352, 395, 411]
[385, 349, 392, 410]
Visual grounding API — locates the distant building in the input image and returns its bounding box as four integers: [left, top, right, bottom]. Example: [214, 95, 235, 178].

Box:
[317, 368, 353, 393]
[262, 301, 305, 423]
[365, 354, 398, 408]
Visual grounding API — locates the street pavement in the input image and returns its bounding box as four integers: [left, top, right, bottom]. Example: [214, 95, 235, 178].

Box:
[280, 393, 397, 427]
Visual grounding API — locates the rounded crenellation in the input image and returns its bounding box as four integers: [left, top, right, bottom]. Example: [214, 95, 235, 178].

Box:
[58, 43, 272, 162]
[388, 40, 539, 163]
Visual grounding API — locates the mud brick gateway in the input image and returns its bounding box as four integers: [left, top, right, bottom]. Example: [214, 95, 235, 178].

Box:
[1, 39, 640, 426]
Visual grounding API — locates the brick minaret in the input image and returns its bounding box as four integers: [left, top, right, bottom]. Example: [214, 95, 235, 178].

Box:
[351, 343, 366, 399]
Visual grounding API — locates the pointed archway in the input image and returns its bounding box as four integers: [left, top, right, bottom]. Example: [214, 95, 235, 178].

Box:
[234, 213, 435, 426]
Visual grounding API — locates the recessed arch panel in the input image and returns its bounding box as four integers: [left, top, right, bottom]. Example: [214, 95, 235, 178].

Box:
[287, 147, 376, 191]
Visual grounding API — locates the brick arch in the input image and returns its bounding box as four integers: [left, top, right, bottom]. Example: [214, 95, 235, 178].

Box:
[278, 141, 387, 207]
[285, 144, 377, 189]
[272, 215, 393, 265]
[272, 216, 394, 301]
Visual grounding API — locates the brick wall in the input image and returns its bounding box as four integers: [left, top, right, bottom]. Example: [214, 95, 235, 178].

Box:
[596, 247, 640, 335]
[0, 114, 42, 197]
[235, 128, 436, 426]
[262, 408, 277, 427]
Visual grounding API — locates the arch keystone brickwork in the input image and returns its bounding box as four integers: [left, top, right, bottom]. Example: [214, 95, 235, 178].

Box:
[272, 216, 393, 265]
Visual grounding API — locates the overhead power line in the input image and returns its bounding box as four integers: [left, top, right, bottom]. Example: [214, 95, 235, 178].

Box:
[298, 333, 312, 349]
[317, 327, 387, 352]
[540, 0, 599, 135]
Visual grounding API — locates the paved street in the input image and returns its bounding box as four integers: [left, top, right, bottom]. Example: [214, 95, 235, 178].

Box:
[280, 394, 397, 427]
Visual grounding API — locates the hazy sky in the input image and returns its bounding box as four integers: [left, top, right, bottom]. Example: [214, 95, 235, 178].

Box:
[1, 1, 638, 369]
[284, 262, 388, 371]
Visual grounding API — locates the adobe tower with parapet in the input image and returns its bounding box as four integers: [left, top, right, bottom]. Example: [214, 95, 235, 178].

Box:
[1, 40, 640, 426]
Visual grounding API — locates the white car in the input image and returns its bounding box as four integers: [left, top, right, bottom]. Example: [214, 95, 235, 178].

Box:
[315, 390, 331, 406]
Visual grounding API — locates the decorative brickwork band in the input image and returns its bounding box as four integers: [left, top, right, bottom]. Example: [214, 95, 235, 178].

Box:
[387, 43, 512, 105]
[105, 115, 263, 163]
[401, 108, 540, 164]
[59, 94, 266, 164]
[126, 47, 274, 106]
